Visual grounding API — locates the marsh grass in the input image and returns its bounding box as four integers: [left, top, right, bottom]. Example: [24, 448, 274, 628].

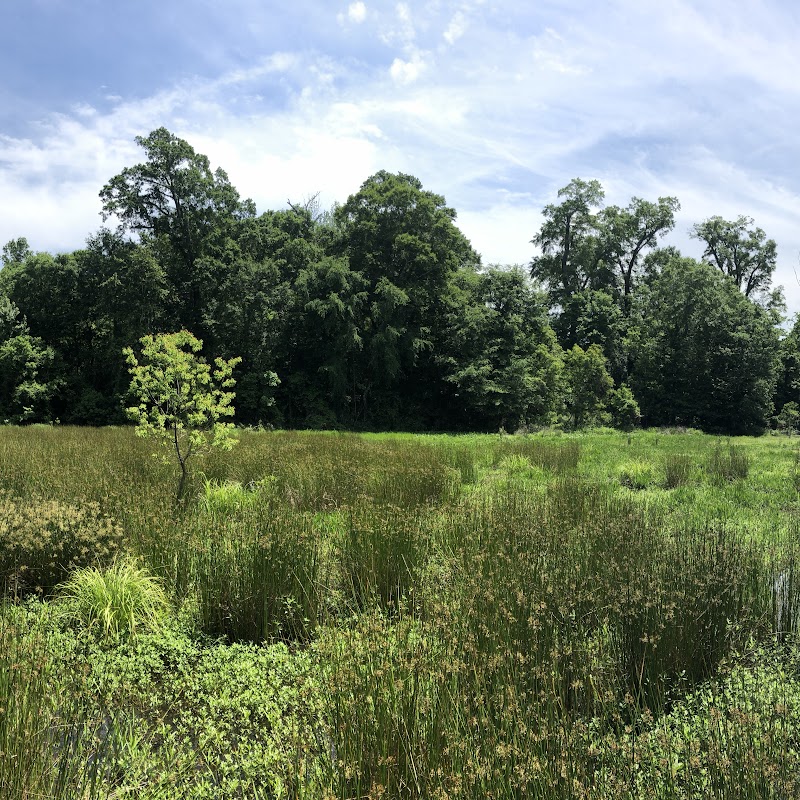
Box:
[0, 605, 118, 799]
[2, 426, 800, 798]
[663, 452, 694, 488]
[0, 492, 123, 598]
[707, 440, 751, 484]
[337, 504, 428, 611]
[618, 459, 658, 490]
[184, 505, 321, 642]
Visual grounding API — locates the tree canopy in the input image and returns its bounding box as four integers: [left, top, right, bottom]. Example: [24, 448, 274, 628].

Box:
[0, 129, 789, 435]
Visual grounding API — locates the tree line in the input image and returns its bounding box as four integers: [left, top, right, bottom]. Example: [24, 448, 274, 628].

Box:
[0, 127, 797, 434]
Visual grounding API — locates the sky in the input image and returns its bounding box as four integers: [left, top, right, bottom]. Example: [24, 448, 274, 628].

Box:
[2, 0, 800, 311]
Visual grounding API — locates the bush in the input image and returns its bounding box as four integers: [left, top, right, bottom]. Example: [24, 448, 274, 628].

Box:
[0, 493, 123, 598]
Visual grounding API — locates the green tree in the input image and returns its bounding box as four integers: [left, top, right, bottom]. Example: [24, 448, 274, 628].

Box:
[567, 288, 627, 382]
[631, 255, 780, 433]
[334, 171, 480, 426]
[124, 330, 241, 501]
[774, 314, 800, 416]
[100, 128, 256, 334]
[439, 267, 564, 431]
[691, 215, 777, 298]
[531, 179, 608, 341]
[598, 196, 680, 314]
[1, 237, 31, 266]
[0, 297, 57, 423]
[562, 343, 614, 429]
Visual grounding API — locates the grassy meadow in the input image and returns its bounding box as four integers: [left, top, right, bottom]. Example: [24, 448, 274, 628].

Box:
[2, 425, 800, 798]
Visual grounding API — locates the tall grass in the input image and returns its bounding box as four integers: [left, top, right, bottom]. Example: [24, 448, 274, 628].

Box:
[0, 605, 116, 799]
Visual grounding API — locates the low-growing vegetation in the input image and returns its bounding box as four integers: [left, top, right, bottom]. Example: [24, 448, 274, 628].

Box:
[2, 426, 800, 798]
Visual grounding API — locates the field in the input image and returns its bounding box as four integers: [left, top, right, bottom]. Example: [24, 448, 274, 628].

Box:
[2, 426, 800, 799]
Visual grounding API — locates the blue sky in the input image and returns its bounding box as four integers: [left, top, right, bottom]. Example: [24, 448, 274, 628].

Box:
[2, 0, 800, 310]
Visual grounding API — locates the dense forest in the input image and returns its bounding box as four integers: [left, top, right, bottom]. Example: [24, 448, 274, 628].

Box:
[0, 127, 796, 434]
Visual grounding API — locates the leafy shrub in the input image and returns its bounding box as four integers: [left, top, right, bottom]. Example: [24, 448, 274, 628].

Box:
[608, 383, 641, 431]
[0, 493, 123, 597]
[56, 560, 171, 640]
[775, 401, 800, 434]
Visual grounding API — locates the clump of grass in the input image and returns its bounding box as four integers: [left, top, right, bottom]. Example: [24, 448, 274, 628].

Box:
[56, 559, 171, 640]
[185, 508, 320, 642]
[663, 452, 693, 488]
[339, 505, 426, 610]
[618, 459, 657, 490]
[492, 438, 581, 472]
[197, 476, 273, 515]
[496, 453, 547, 483]
[707, 441, 750, 483]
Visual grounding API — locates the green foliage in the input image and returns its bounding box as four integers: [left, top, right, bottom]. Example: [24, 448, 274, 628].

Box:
[692, 214, 777, 298]
[597, 194, 680, 313]
[100, 127, 255, 336]
[562, 343, 614, 428]
[332, 170, 480, 426]
[0, 296, 58, 423]
[0, 493, 123, 597]
[187, 506, 321, 642]
[197, 477, 266, 515]
[530, 177, 606, 307]
[439, 267, 565, 430]
[124, 330, 241, 500]
[607, 382, 641, 430]
[632, 255, 780, 434]
[775, 400, 800, 433]
[56, 559, 171, 640]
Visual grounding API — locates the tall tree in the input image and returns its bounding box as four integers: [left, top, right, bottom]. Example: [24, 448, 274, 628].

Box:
[334, 171, 480, 426]
[531, 178, 607, 303]
[438, 267, 564, 431]
[631, 254, 780, 434]
[598, 196, 680, 314]
[1, 237, 31, 266]
[691, 215, 777, 298]
[100, 128, 255, 334]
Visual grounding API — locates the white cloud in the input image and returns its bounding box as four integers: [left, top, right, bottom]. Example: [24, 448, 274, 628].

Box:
[443, 12, 467, 45]
[347, 2, 367, 23]
[389, 52, 427, 84]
